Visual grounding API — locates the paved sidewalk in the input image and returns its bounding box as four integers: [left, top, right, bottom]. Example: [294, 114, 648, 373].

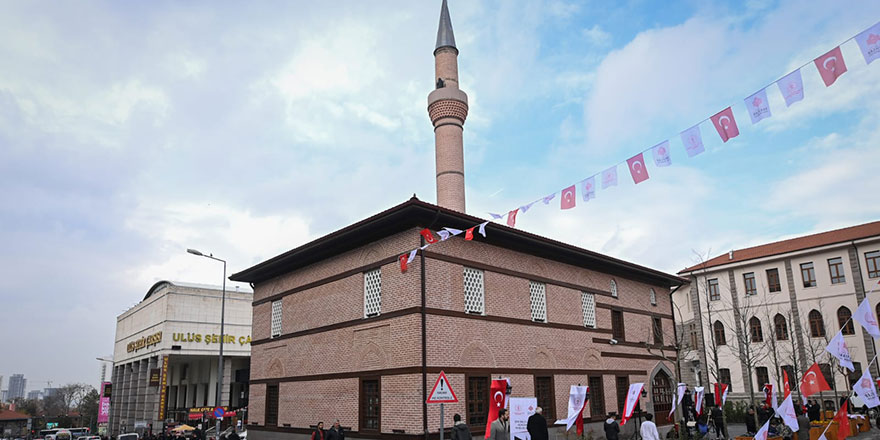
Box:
[705, 422, 880, 439]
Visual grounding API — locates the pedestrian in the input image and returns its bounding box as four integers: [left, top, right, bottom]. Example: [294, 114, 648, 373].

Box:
[808, 400, 820, 422]
[639, 413, 661, 440]
[526, 407, 547, 440]
[745, 406, 757, 435]
[311, 422, 325, 440]
[326, 421, 344, 440]
[797, 410, 810, 440]
[488, 409, 509, 440]
[603, 413, 620, 440]
[710, 404, 724, 439]
[451, 414, 472, 440]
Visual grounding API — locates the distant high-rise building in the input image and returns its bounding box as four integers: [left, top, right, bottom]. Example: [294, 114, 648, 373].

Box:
[43, 387, 59, 398]
[27, 390, 42, 401]
[0, 390, 7, 403]
[7, 374, 26, 401]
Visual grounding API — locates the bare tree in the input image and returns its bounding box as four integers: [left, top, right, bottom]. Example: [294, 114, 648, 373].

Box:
[718, 292, 770, 420]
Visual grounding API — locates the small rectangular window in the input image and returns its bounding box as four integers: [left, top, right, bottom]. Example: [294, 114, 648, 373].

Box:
[360, 379, 380, 431]
[867, 251, 880, 278]
[265, 384, 279, 426]
[616, 377, 629, 415]
[766, 268, 781, 293]
[743, 272, 757, 296]
[270, 300, 283, 338]
[828, 257, 846, 284]
[756, 367, 770, 392]
[611, 310, 625, 341]
[581, 292, 596, 328]
[588, 376, 605, 418]
[467, 376, 489, 426]
[653, 317, 663, 344]
[364, 269, 382, 317]
[801, 262, 817, 288]
[708, 278, 720, 301]
[719, 369, 732, 392]
[529, 281, 547, 322]
[534, 377, 555, 422]
[463, 268, 485, 314]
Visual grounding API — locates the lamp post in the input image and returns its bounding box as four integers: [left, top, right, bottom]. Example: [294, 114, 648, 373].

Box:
[187, 248, 227, 440]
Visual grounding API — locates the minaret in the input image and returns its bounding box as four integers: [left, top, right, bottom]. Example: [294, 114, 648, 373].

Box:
[428, 0, 468, 212]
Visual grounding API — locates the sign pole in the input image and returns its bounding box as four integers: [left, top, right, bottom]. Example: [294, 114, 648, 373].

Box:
[440, 403, 444, 440]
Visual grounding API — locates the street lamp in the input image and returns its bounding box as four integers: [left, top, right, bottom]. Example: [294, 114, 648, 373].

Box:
[187, 248, 227, 440]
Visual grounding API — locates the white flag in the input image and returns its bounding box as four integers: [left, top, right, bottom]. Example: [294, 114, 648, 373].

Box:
[554, 385, 588, 431]
[776, 69, 804, 107]
[745, 88, 772, 124]
[680, 125, 704, 158]
[852, 369, 880, 408]
[669, 383, 686, 420]
[443, 227, 463, 236]
[652, 141, 671, 167]
[406, 249, 418, 264]
[477, 221, 489, 238]
[581, 176, 596, 201]
[770, 384, 778, 412]
[854, 297, 880, 338]
[826, 329, 855, 371]
[437, 230, 452, 241]
[489, 212, 504, 220]
[777, 395, 799, 432]
[601, 166, 618, 189]
[855, 22, 880, 64]
[620, 383, 644, 425]
[754, 419, 771, 440]
[694, 386, 705, 416]
[519, 201, 537, 214]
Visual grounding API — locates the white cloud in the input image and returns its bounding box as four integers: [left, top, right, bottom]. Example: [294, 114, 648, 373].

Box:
[582, 24, 611, 47]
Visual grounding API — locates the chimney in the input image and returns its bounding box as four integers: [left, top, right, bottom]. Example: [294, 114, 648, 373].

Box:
[728, 250, 734, 260]
[428, 0, 468, 213]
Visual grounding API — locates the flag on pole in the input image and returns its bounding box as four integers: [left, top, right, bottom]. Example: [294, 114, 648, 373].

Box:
[681, 125, 705, 157]
[714, 383, 729, 407]
[754, 419, 771, 440]
[855, 22, 880, 64]
[745, 88, 772, 124]
[776, 69, 805, 107]
[507, 209, 518, 228]
[626, 153, 650, 184]
[669, 383, 686, 421]
[554, 385, 589, 434]
[652, 140, 671, 167]
[834, 401, 850, 440]
[801, 362, 832, 397]
[485, 379, 510, 439]
[853, 297, 880, 338]
[620, 383, 644, 425]
[783, 369, 791, 398]
[814, 46, 847, 87]
[581, 176, 596, 201]
[852, 369, 880, 408]
[777, 395, 799, 432]
[710, 107, 740, 142]
[560, 185, 576, 210]
[694, 386, 705, 416]
[601, 166, 618, 189]
[826, 329, 856, 371]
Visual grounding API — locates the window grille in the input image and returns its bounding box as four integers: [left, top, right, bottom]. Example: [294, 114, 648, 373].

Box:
[581, 292, 596, 328]
[529, 281, 547, 322]
[364, 269, 382, 317]
[270, 300, 282, 338]
[463, 268, 485, 314]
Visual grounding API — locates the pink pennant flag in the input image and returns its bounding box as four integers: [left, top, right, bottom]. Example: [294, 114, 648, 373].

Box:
[855, 22, 880, 64]
[601, 165, 617, 189]
[560, 185, 576, 210]
[754, 420, 771, 440]
[745, 88, 771, 124]
[652, 141, 671, 167]
[626, 153, 649, 184]
[853, 297, 880, 338]
[814, 46, 847, 87]
[680, 125, 705, 158]
[710, 107, 739, 142]
[776, 69, 804, 107]
[581, 176, 596, 201]
[507, 209, 518, 227]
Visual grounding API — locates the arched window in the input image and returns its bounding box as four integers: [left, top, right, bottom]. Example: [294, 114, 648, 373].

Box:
[809, 310, 826, 338]
[650, 288, 657, 306]
[838, 306, 855, 335]
[749, 317, 764, 342]
[713, 321, 727, 346]
[774, 314, 789, 340]
[610, 279, 618, 297]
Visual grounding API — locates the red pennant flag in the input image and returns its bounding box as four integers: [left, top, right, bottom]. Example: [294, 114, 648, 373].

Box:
[801, 362, 832, 397]
[714, 383, 722, 407]
[835, 401, 850, 440]
[485, 379, 509, 438]
[575, 394, 588, 435]
[626, 152, 650, 184]
[399, 254, 408, 272]
[507, 209, 518, 227]
[560, 185, 576, 210]
[783, 369, 791, 398]
[420, 228, 438, 244]
[710, 107, 739, 142]
[815, 46, 847, 87]
[763, 384, 773, 406]
[465, 227, 475, 241]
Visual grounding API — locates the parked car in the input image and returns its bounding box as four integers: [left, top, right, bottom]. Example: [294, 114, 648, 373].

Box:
[118, 433, 139, 440]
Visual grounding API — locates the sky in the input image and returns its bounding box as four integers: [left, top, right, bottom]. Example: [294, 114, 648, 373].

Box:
[1, 0, 879, 389]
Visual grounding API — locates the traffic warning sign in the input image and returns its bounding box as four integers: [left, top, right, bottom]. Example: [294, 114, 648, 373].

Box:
[427, 371, 458, 403]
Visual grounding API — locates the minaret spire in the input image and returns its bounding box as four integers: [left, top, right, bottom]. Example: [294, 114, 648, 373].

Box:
[428, 0, 468, 212]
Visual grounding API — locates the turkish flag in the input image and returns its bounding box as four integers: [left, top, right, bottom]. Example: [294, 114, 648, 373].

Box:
[783, 369, 791, 398]
[835, 401, 850, 440]
[465, 226, 475, 241]
[626, 153, 649, 184]
[485, 379, 509, 438]
[507, 209, 518, 227]
[801, 362, 832, 397]
[560, 185, 576, 210]
[815, 46, 847, 87]
[710, 107, 739, 142]
[399, 254, 408, 272]
[420, 228, 437, 244]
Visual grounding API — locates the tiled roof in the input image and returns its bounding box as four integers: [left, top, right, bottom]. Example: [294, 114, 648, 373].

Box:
[679, 220, 880, 274]
[0, 409, 31, 420]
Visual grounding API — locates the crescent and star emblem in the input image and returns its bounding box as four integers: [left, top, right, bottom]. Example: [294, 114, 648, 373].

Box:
[719, 115, 731, 129]
[823, 56, 837, 72]
[563, 189, 574, 201]
[632, 160, 643, 173]
[494, 391, 504, 404]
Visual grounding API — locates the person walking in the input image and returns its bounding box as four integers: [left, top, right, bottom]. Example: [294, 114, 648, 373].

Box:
[526, 407, 548, 440]
[745, 406, 757, 435]
[311, 422, 325, 440]
[488, 409, 509, 440]
[326, 421, 344, 440]
[797, 411, 811, 440]
[639, 413, 661, 440]
[451, 414, 472, 440]
[603, 413, 620, 440]
[710, 404, 724, 439]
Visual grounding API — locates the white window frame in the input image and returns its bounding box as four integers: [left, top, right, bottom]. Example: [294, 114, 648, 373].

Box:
[581, 292, 596, 328]
[364, 268, 382, 317]
[610, 279, 618, 297]
[270, 300, 283, 338]
[463, 267, 485, 315]
[650, 288, 657, 306]
[529, 281, 547, 323]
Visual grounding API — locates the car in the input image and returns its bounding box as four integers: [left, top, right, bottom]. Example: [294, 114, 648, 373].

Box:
[118, 433, 139, 440]
[81, 436, 101, 440]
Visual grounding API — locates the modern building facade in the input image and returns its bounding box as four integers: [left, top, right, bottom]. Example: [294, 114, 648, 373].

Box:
[108, 281, 253, 436]
[6, 375, 26, 402]
[674, 221, 880, 408]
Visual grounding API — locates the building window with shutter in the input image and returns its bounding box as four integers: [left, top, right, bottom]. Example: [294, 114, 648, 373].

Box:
[364, 269, 382, 317]
[838, 307, 855, 335]
[708, 278, 720, 301]
[611, 310, 625, 341]
[719, 369, 732, 392]
[749, 317, 764, 343]
[265, 384, 279, 426]
[801, 262, 817, 288]
[588, 376, 605, 418]
[616, 377, 629, 415]
[755, 367, 770, 391]
[828, 257, 846, 284]
[467, 376, 489, 427]
[534, 376, 555, 422]
[809, 310, 826, 337]
[743, 273, 757, 296]
[653, 317, 663, 344]
[866, 251, 880, 278]
[581, 292, 596, 328]
[774, 314, 789, 340]
[463, 267, 485, 314]
[766, 268, 781, 292]
[360, 378, 381, 431]
[713, 321, 726, 345]
[529, 281, 547, 322]
[270, 300, 283, 338]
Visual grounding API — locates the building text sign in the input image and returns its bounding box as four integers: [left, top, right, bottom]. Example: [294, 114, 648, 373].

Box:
[127, 331, 163, 353]
[172, 332, 251, 346]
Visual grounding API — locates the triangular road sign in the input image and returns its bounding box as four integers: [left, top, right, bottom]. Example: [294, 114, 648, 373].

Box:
[427, 371, 458, 403]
